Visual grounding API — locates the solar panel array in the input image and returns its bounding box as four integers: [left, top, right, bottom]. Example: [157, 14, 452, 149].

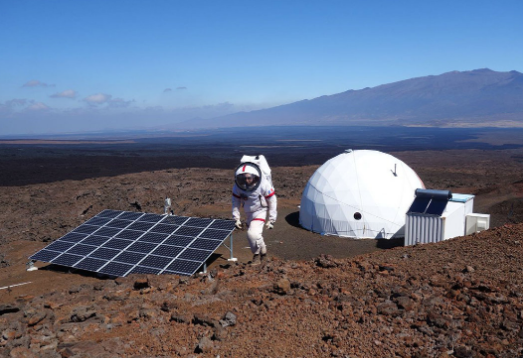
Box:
[29, 210, 236, 277]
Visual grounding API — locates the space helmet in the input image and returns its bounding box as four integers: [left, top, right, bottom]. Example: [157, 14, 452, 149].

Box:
[234, 162, 262, 192]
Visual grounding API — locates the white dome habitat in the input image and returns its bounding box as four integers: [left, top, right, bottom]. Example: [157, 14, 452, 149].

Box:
[299, 150, 425, 239]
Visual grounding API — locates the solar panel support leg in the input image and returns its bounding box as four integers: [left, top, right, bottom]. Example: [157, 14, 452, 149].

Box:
[26, 260, 38, 272]
[199, 262, 207, 275]
[226, 233, 237, 262]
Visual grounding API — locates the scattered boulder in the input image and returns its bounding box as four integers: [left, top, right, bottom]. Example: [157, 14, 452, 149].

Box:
[315, 255, 338, 268]
[219, 312, 237, 328]
[194, 336, 214, 354]
[273, 278, 291, 295]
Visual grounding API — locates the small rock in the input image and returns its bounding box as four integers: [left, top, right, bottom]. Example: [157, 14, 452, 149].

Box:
[219, 312, 236, 327]
[194, 336, 213, 354]
[70, 307, 96, 322]
[464, 266, 475, 273]
[8, 346, 34, 358]
[28, 312, 47, 326]
[315, 255, 338, 268]
[273, 278, 291, 295]
[395, 296, 416, 311]
[170, 313, 193, 324]
[379, 265, 394, 272]
[68, 286, 81, 294]
[454, 345, 473, 358]
[377, 301, 400, 316]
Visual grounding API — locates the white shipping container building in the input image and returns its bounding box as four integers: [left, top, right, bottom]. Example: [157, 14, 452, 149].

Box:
[405, 189, 490, 246]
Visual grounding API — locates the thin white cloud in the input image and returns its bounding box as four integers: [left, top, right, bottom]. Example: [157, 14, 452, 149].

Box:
[163, 88, 172, 93]
[83, 93, 136, 108]
[4, 99, 28, 107]
[28, 102, 50, 111]
[84, 93, 112, 104]
[0, 99, 32, 114]
[177, 86, 187, 90]
[108, 98, 135, 108]
[51, 89, 77, 99]
[22, 80, 54, 88]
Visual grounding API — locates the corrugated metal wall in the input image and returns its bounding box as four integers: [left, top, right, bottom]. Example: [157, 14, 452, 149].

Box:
[405, 215, 444, 246]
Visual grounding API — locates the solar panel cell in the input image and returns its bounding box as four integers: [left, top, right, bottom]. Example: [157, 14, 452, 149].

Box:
[74, 257, 107, 271]
[106, 219, 133, 229]
[99, 262, 133, 276]
[30, 249, 62, 262]
[52, 253, 82, 267]
[59, 232, 89, 243]
[164, 235, 194, 247]
[152, 245, 183, 257]
[189, 238, 222, 251]
[90, 247, 120, 260]
[151, 224, 179, 234]
[102, 238, 133, 250]
[179, 248, 212, 262]
[167, 259, 202, 275]
[81, 235, 110, 246]
[128, 221, 155, 231]
[130, 266, 162, 275]
[66, 244, 97, 256]
[175, 226, 203, 237]
[73, 224, 99, 234]
[138, 232, 169, 243]
[46, 241, 75, 252]
[118, 212, 143, 220]
[115, 230, 144, 240]
[209, 220, 236, 230]
[200, 228, 230, 240]
[161, 216, 189, 225]
[140, 255, 173, 269]
[98, 209, 122, 218]
[114, 251, 145, 265]
[85, 217, 111, 226]
[186, 217, 213, 228]
[127, 241, 157, 253]
[138, 213, 164, 223]
[95, 227, 121, 237]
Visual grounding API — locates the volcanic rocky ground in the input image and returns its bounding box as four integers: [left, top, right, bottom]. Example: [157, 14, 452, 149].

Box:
[0, 149, 523, 357]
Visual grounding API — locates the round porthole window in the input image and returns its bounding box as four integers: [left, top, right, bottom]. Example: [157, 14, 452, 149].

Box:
[354, 212, 362, 220]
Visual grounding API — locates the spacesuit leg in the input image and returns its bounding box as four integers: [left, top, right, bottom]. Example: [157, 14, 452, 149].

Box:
[246, 209, 268, 255]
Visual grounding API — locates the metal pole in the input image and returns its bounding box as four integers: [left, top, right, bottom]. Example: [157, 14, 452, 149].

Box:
[227, 233, 237, 262]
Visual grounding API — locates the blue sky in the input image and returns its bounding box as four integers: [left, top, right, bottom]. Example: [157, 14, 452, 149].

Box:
[1, 0, 522, 135]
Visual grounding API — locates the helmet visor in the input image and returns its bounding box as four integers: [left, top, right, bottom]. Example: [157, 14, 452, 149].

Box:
[235, 163, 261, 192]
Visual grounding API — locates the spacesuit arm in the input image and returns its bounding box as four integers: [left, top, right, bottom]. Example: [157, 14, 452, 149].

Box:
[266, 191, 277, 223]
[232, 186, 242, 221]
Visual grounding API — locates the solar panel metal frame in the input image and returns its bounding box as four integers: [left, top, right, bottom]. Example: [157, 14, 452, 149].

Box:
[29, 209, 236, 277]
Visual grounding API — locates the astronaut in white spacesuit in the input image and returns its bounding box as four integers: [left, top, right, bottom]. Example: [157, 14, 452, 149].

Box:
[232, 161, 277, 265]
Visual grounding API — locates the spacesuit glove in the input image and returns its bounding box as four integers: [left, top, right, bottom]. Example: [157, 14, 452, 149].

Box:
[265, 221, 274, 230]
[235, 219, 242, 229]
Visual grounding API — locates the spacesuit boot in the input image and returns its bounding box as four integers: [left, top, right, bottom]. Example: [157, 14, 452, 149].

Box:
[260, 245, 267, 262]
[251, 254, 261, 266]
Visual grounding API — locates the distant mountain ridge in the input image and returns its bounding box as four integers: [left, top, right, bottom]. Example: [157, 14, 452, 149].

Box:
[181, 69, 523, 128]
